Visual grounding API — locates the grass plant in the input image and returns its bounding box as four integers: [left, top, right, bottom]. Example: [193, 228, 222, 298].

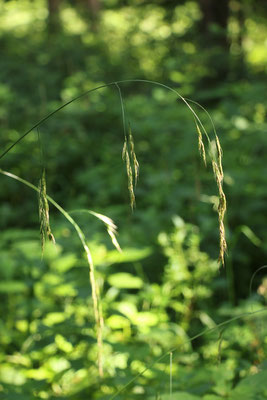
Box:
[0, 80, 230, 391]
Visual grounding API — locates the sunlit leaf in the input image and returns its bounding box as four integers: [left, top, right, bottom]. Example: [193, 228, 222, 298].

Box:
[108, 273, 143, 289]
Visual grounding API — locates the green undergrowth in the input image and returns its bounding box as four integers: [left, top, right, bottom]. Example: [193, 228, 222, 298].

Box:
[0, 224, 266, 399]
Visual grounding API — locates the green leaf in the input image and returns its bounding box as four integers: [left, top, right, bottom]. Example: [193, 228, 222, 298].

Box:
[107, 272, 143, 289]
[103, 247, 151, 264]
[43, 312, 67, 326]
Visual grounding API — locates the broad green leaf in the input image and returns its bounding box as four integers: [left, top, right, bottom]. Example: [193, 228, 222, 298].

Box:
[106, 314, 131, 329]
[103, 247, 151, 264]
[43, 312, 67, 326]
[50, 253, 77, 272]
[108, 273, 143, 289]
[132, 311, 159, 326]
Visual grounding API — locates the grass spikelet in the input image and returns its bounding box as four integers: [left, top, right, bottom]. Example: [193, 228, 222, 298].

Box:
[38, 168, 55, 253]
[116, 82, 138, 209]
[89, 210, 122, 253]
[184, 97, 227, 263]
[129, 126, 139, 186]
[211, 136, 227, 266]
[122, 140, 127, 160]
[215, 134, 223, 177]
[122, 138, 135, 209]
[196, 122, 207, 166]
[69, 209, 122, 253]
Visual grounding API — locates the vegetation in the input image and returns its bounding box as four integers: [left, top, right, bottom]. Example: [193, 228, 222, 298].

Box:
[0, 1, 266, 399]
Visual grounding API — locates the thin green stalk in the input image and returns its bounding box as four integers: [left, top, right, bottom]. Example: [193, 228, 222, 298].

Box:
[0, 79, 211, 161]
[0, 82, 115, 161]
[249, 265, 267, 306]
[0, 168, 104, 377]
[115, 83, 127, 139]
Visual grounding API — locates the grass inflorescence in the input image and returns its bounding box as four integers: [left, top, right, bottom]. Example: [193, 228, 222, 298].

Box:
[211, 135, 227, 265]
[117, 82, 139, 209]
[38, 168, 55, 253]
[122, 125, 139, 209]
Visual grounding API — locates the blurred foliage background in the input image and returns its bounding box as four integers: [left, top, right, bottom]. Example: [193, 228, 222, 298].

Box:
[0, 0, 267, 399]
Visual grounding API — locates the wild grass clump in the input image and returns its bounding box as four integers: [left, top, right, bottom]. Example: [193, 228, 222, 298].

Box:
[0, 79, 227, 378]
